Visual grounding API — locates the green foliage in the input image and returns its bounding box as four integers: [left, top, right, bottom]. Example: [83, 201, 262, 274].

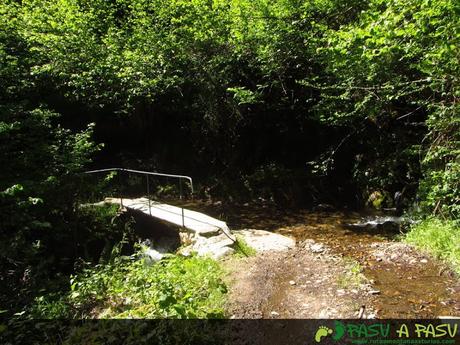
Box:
[367, 191, 386, 210]
[312, 0, 459, 214]
[30, 293, 72, 319]
[0, 106, 100, 314]
[1, 0, 459, 320]
[233, 236, 257, 257]
[227, 87, 262, 105]
[406, 218, 460, 275]
[0, 0, 104, 316]
[31, 255, 227, 319]
[2, 0, 457, 213]
[418, 159, 460, 219]
[76, 204, 135, 263]
[0, 201, 130, 316]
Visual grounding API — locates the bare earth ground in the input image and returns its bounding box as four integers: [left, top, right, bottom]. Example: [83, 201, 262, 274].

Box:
[224, 240, 376, 319]
[224, 239, 460, 319]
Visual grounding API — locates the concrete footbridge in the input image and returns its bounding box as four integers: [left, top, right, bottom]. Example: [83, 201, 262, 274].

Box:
[104, 197, 233, 239]
[85, 168, 233, 240]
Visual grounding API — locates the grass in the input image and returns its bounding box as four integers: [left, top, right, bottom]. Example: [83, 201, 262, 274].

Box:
[30, 254, 228, 319]
[405, 217, 460, 275]
[233, 235, 257, 257]
[337, 257, 366, 289]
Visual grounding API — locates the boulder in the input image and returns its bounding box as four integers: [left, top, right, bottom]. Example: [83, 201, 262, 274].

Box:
[180, 233, 236, 259]
[233, 229, 295, 252]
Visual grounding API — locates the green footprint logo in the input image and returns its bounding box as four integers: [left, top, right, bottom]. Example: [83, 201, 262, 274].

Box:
[314, 321, 346, 343]
[314, 326, 333, 343]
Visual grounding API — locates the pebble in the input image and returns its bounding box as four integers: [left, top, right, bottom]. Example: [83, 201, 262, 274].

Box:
[310, 243, 325, 253]
[270, 311, 280, 317]
[420, 259, 428, 263]
[289, 280, 296, 285]
[369, 290, 381, 295]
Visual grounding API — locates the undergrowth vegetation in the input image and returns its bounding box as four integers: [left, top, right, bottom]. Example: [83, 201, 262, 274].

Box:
[31, 255, 227, 319]
[406, 218, 460, 275]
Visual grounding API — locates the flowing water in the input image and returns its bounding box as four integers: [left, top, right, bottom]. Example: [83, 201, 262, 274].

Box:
[179, 201, 460, 318]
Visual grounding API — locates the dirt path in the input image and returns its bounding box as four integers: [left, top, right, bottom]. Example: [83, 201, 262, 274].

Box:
[224, 237, 460, 318]
[225, 240, 376, 319]
[224, 235, 460, 318]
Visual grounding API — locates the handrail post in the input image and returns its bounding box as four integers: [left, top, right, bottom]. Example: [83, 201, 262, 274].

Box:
[119, 170, 123, 208]
[181, 207, 185, 228]
[146, 175, 151, 216]
[179, 179, 183, 200]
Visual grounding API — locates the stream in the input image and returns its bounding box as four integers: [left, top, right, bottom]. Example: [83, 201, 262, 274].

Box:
[179, 201, 460, 318]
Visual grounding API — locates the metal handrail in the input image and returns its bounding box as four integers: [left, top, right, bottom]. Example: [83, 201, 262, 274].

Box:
[84, 168, 237, 247]
[84, 168, 193, 194]
[84, 168, 193, 218]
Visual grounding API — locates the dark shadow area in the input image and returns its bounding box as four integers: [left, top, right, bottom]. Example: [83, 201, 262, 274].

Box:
[125, 209, 181, 252]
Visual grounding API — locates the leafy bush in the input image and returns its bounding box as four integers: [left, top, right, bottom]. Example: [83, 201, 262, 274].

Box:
[313, 0, 458, 212]
[31, 255, 227, 319]
[0, 105, 100, 316]
[406, 218, 460, 275]
[418, 153, 460, 219]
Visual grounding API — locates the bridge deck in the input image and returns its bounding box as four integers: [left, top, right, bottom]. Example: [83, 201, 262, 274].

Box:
[105, 197, 232, 237]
